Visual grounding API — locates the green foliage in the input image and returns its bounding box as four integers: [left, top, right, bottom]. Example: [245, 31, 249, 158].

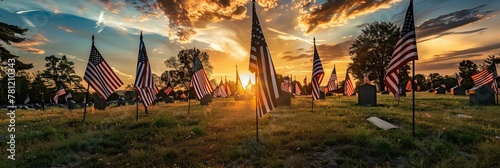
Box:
[348, 21, 400, 89]
[162, 48, 213, 89]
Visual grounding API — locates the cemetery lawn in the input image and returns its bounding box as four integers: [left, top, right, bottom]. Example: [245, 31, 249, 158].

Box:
[1, 92, 499, 167]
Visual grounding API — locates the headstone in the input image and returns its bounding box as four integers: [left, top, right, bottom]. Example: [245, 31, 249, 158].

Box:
[319, 91, 326, 99]
[79, 103, 87, 108]
[200, 94, 212, 105]
[450, 86, 466, 95]
[117, 97, 126, 106]
[358, 84, 377, 106]
[434, 87, 446, 94]
[469, 85, 495, 105]
[68, 100, 76, 110]
[367, 117, 398, 130]
[380, 91, 389, 95]
[164, 96, 174, 103]
[276, 91, 292, 106]
[398, 84, 406, 97]
[33, 104, 42, 110]
[127, 100, 135, 105]
[94, 97, 107, 110]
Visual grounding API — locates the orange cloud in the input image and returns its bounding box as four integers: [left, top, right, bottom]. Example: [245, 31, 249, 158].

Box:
[296, 0, 400, 34]
[56, 25, 73, 32]
[13, 34, 49, 55]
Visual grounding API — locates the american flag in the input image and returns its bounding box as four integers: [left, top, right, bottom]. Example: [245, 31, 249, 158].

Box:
[281, 76, 292, 92]
[65, 92, 72, 102]
[191, 54, 214, 99]
[364, 73, 370, 84]
[295, 82, 301, 95]
[384, 0, 418, 100]
[225, 76, 232, 96]
[311, 38, 325, 100]
[406, 80, 412, 91]
[472, 63, 497, 87]
[456, 73, 463, 86]
[415, 79, 421, 91]
[24, 94, 30, 104]
[248, 1, 280, 118]
[164, 82, 173, 95]
[327, 65, 337, 91]
[53, 85, 66, 104]
[344, 70, 355, 96]
[84, 35, 123, 100]
[218, 77, 228, 97]
[303, 76, 307, 94]
[235, 66, 245, 94]
[134, 32, 157, 107]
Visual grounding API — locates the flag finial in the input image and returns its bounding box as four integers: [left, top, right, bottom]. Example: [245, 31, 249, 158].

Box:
[140, 31, 143, 40]
[92, 35, 94, 44]
[313, 37, 315, 43]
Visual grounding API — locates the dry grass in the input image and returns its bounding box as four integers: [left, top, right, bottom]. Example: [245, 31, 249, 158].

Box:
[1, 92, 499, 167]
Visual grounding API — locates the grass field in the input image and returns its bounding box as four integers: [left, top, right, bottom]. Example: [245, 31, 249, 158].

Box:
[1, 92, 499, 167]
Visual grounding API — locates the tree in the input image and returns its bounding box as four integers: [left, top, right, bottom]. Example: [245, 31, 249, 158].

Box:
[162, 48, 213, 89]
[484, 55, 500, 65]
[458, 60, 478, 89]
[428, 73, 443, 89]
[348, 21, 401, 90]
[41, 55, 83, 90]
[0, 22, 33, 75]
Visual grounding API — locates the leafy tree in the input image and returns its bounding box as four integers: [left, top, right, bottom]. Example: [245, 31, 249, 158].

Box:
[484, 55, 500, 65]
[41, 55, 83, 90]
[458, 60, 478, 89]
[0, 22, 34, 75]
[348, 21, 400, 90]
[162, 48, 213, 89]
[428, 73, 443, 89]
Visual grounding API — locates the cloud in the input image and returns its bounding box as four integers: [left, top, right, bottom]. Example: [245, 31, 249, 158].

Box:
[155, 0, 249, 42]
[16, 9, 40, 14]
[416, 5, 496, 39]
[418, 28, 487, 43]
[267, 27, 312, 44]
[111, 67, 134, 80]
[256, 0, 278, 10]
[13, 34, 49, 54]
[95, 11, 105, 34]
[281, 40, 353, 61]
[56, 25, 74, 33]
[58, 53, 86, 62]
[418, 43, 500, 71]
[296, 0, 400, 33]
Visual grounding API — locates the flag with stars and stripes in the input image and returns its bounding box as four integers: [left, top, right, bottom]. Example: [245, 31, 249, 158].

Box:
[84, 35, 123, 100]
[248, 1, 280, 118]
[53, 85, 66, 104]
[456, 73, 463, 87]
[384, 0, 418, 100]
[235, 66, 246, 94]
[311, 38, 324, 100]
[191, 55, 214, 99]
[344, 70, 355, 96]
[134, 32, 157, 107]
[472, 63, 497, 88]
[327, 65, 337, 91]
[164, 82, 173, 96]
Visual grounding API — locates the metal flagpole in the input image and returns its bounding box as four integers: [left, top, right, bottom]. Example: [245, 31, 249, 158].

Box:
[255, 73, 259, 142]
[82, 84, 89, 122]
[412, 60, 416, 137]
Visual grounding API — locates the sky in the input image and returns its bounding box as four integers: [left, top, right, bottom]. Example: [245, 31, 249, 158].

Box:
[1, 0, 499, 89]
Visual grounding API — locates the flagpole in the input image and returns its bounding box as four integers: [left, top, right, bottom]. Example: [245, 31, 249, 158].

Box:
[82, 84, 89, 122]
[255, 73, 259, 142]
[412, 60, 415, 137]
[136, 93, 139, 122]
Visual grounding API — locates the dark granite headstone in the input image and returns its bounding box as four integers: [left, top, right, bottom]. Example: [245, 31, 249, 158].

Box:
[164, 96, 174, 103]
[358, 84, 377, 106]
[33, 104, 42, 110]
[200, 94, 212, 105]
[434, 87, 446, 94]
[450, 86, 466, 95]
[398, 84, 406, 97]
[276, 91, 292, 106]
[117, 97, 126, 106]
[68, 100, 76, 110]
[319, 91, 326, 99]
[469, 85, 495, 105]
[94, 97, 107, 110]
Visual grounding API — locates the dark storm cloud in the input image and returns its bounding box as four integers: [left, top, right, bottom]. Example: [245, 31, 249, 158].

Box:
[416, 5, 496, 39]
